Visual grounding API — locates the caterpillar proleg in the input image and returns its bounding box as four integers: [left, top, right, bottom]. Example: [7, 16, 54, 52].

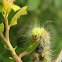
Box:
[31, 27, 51, 62]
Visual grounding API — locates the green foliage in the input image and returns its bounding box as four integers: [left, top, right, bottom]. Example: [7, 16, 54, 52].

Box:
[9, 4, 21, 12]
[54, 0, 62, 7]
[2, 0, 21, 14]
[27, 41, 40, 53]
[27, 0, 40, 11]
[0, 0, 62, 62]
[0, 0, 2, 3]
[2, 0, 11, 13]
[10, 6, 27, 26]
[0, 23, 4, 33]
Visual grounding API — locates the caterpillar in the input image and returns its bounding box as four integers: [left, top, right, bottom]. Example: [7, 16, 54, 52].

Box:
[31, 27, 51, 62]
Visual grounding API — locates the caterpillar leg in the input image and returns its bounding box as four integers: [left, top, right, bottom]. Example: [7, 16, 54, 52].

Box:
[35, 53, 39, 62]
[32, 53, 39, 62]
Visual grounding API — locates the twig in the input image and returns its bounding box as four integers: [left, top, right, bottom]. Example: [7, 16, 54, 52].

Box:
[19, 51, 27, 58]
[4, 12, 23, 62]
[54, 49, 62, 62]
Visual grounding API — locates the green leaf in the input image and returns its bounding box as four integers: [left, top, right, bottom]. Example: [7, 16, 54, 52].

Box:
[10, 4, 21, 12]
[2, 0, 11, 13]
[10, 6, 27, 26]
[2, 0, 21, 13]
[26, 41, 40, 53]
[0, 23, 4, 33]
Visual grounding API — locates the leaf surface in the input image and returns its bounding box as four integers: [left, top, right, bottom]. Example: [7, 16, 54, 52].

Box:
[10, 6, 27, 26]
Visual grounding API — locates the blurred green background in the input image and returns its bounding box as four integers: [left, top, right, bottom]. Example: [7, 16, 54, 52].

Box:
[0, 0, 62, 62]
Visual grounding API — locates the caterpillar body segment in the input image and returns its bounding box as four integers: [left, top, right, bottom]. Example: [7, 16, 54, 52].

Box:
[31, 28, 51, 62]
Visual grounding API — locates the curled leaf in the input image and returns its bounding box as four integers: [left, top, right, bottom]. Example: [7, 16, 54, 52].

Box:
[10, 6, 27, 26]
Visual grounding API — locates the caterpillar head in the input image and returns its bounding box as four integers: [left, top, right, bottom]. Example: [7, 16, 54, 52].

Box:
[31, 27, 46, 36]
[31, 28, 41, 36]
[31, 28, 49, 41]
[31, 28, 42, 41]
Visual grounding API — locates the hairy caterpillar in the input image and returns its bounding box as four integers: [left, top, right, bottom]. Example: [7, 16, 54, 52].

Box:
[31, 27, 51, 62]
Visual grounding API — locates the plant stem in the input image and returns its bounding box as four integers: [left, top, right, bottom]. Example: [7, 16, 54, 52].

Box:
[5, 12, 9, 41]
[19, 51, 27, 58]
[5, 12, 23, 62]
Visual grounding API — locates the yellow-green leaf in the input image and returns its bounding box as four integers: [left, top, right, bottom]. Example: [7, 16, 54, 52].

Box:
[10, 4, 21, 12]
[2, 0, 11, 13]
[2, 0, 21, 13]
[10, 6, 27, 26]
[0, 23, 4, 33]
